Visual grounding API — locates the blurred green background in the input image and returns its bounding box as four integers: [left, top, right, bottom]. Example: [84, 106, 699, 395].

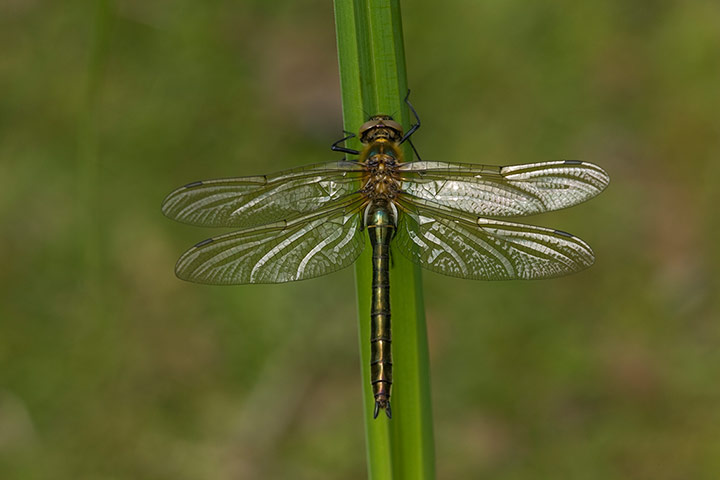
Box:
[2, 0, 719, 478]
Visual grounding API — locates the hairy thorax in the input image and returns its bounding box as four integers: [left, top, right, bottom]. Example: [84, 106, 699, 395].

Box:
[361, 137, 403, 202]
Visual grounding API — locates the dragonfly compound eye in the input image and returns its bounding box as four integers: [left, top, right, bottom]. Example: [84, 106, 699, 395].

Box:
[359, 116, 404, 144]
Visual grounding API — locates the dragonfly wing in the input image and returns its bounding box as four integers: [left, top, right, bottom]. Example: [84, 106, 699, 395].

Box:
[162, 161, 365, 227]
[398, 160, 609, 217]
[175, 197, 366, 284]
[394, 197, 595, 280]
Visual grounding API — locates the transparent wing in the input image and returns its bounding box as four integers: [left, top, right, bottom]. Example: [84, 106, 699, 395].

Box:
[398, 160, 609, 217]
[175, 196, 366, 284]
[162, 161, 365, 227]
[394, 196, 595, 280]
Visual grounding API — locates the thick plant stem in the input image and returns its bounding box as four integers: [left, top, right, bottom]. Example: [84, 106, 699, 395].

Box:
[333, 1, 435, 478]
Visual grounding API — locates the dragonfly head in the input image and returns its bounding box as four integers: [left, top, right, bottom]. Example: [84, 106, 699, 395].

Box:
[359, 115, 404, 144]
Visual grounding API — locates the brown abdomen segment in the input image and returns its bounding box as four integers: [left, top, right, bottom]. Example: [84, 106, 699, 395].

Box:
[371, 240, 392, 418]
[366, 200, 395, 419]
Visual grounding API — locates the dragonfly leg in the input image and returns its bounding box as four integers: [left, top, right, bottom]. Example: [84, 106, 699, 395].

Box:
[399, 89, 421, 145]
[407, 138, 423, 161]
[331, 131, 360, 155]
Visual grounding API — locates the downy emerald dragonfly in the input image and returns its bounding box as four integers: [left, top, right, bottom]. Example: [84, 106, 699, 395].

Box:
[162, 95, 609, 418]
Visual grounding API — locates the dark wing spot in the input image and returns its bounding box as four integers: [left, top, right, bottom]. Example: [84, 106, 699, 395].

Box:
[184, 180, 204, 188]
[563, 160, 582, 165]
[194, 238, 214, 247]
[554, 229, 575, 238]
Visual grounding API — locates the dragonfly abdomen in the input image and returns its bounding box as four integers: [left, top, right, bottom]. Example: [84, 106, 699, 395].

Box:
[366, 200, 395, 419]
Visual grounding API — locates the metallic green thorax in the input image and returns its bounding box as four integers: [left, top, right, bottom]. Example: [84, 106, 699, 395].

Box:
[366, 200, 395, 419]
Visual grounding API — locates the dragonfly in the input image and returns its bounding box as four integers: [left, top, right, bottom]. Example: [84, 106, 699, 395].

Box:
[161, 94, 609, 419]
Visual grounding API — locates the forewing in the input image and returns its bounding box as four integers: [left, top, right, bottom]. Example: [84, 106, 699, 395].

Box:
[162, 161, 365, 227]
[175, 197, 366, 284]
[394, 197, 595, 280]
[399, 160, 609, 217]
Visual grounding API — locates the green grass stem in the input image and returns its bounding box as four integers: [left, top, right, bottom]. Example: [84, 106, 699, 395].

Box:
[333, 1, 435, 478]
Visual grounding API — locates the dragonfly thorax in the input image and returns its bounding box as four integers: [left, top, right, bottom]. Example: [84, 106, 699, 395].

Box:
[360, 126, 404, 204]
[363, 154, 401, 201]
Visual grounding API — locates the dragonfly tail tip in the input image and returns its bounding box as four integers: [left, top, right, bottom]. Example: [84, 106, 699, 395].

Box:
[373, 398, 392, 419]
